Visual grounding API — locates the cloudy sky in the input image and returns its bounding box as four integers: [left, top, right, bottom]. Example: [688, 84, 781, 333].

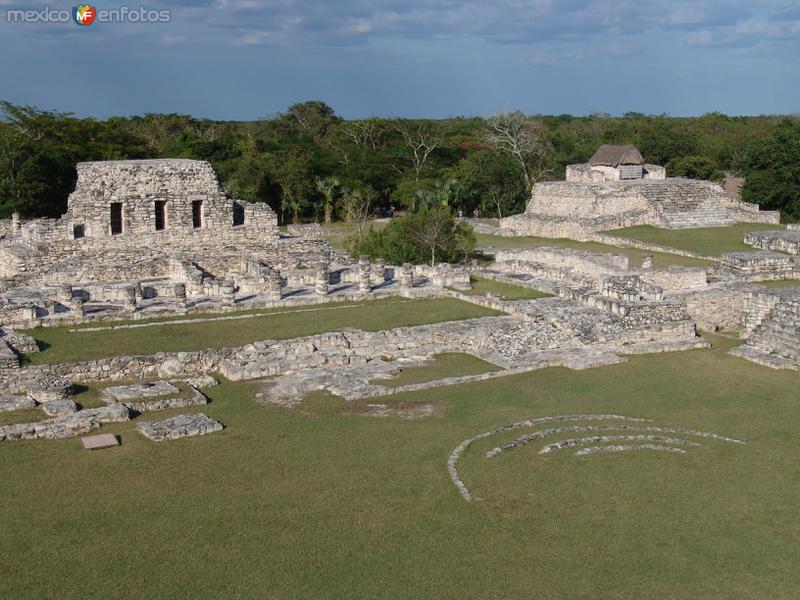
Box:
[1, 0, 798, 119]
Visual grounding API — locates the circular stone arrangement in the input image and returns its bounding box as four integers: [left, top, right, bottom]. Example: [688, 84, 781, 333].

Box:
[448, 414, 745, 502]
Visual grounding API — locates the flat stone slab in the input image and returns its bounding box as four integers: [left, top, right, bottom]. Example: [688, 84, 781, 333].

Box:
[0, 395, 36, 412]
[80, 433, 120, 450]
[40, 398, 78, 417]
[105, 381, 180, 401]
[137, 413, 223, 442]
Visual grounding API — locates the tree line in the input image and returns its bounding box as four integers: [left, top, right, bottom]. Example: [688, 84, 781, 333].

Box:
[1, 99, 798, 223]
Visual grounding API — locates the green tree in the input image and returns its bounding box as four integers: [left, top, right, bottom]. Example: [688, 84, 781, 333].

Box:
[736, 119, 800, 220]
[267, 148, 314, 224]
[667, 155, 725, 181]
[356, 205, 475, 266]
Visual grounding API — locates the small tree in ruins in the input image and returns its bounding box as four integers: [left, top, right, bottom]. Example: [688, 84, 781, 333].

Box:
[483, 110, 551, 193]
[406, 206, 474, 267]
[339, 185, 375, 245]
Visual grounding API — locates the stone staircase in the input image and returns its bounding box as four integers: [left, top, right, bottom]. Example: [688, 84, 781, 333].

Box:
[746, 296, 800, 363]
[651, 181, 736, 228]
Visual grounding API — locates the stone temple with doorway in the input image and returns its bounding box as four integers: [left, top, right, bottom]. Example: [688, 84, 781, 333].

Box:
[0, 158, 473, 328]
[501, 144, 780, 239]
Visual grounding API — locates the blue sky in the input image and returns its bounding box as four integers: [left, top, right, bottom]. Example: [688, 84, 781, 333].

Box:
[1, 0, 798, 119]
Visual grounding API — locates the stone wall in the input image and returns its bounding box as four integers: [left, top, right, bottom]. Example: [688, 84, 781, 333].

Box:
[713, 252, 798, 281]
[676, 283, 761, 332]
[566, 163, 666, 183]
[744, 230, 800, 255]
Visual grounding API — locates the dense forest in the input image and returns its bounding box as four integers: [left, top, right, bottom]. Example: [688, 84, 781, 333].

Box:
[1, 100, 798, 223]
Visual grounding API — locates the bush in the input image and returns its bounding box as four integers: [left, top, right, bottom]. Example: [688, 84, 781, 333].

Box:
[354, 206, 475, 266]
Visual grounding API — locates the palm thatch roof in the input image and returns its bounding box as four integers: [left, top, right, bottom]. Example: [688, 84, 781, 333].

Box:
[588, 144, 644, 167]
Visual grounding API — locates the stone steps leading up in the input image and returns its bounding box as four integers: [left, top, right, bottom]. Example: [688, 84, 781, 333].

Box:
[747, 300, 800, 362]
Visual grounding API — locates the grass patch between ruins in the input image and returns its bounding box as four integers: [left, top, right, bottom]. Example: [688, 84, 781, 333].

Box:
[605, 222, 786, 256]
[371, 353, 502, 387]
[2, 338, 800, 598]
[460, 276, 553, 301]
[21, 297, 500, 365]
[475, 232, 711, 268]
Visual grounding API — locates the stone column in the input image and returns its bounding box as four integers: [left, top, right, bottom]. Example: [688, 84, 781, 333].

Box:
[123, 285, 137, 313]
[315, 262, 329, 296]
[57, 285, 73, 306]
[400, 263, 414, 291]
[266, 275, 281, 302]
[133, 282, 144, 304]
[641, 254, 654, 270]
[71, 296, 85, 317]
[220, 281, 236, 308]
[11, 212, 20, 235]
[372, 259, 386, 286]
[358, 256, 372, 294]
[174, 282, 187, 309]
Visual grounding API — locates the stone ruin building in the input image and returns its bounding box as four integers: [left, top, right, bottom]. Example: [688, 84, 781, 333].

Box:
[501, 144, 780, 238]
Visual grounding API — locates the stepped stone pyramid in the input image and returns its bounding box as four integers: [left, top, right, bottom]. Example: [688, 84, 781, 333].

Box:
[501, 144, 779, 239]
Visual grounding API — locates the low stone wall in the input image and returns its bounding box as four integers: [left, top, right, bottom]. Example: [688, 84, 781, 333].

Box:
[591, 233, 716, 261]
[0, 338, 19, 375]
[744, 230, 800, 255]
[714, 252, 798, 281]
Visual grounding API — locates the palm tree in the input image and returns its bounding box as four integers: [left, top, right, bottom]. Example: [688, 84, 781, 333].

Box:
[315, 176, 340, 224]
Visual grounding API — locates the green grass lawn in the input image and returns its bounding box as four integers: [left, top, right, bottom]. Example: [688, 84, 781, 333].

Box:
[22, 297, 499, 365]
[461, 276, 553, 300]
[475, 232, 711, 268]
[372, 352, 501, 387]
[2, 336, 800, 598]
[605, 222, 786, 256]
[755, 279, 800, 289]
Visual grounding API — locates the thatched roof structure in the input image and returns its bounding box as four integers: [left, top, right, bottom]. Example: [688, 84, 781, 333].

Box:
[588, 144, 644, 167]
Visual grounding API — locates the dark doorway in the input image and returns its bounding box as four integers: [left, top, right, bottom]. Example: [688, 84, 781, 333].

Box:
[155, 200, 167, 231]
[192, 200, 203, 229]
[233, 203, 245, 227]
[73, 224, 85, 239]
[110, 203, 123, 235]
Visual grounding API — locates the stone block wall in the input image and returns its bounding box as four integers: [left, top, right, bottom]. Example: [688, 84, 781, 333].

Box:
[679, 284, 760, 332]
[744, 230, 800, 255]
[714, 252, 798, 281]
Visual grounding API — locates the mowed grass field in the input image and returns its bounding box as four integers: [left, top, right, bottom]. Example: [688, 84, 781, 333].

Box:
[2, 335, 800, 598]
[606, 222, 786, 256]
[22, 297, 499, 365]
[475, 232, 711, 268]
